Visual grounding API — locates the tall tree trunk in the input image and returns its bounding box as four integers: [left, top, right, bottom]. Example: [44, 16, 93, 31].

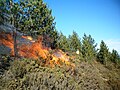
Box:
[13, 29, 18, 59]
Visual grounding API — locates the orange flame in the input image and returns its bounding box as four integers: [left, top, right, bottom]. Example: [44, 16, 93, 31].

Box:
[18, 37, 48, 59]
[0, 32, 74, 67]
[0, 32, 14, 55]
[22, 36, 33, 41]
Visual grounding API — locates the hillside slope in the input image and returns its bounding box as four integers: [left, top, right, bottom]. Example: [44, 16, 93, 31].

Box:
[0, 57, 120, 90]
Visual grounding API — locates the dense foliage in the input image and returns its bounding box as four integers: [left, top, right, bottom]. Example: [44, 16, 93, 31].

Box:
[0, 57, 120, 90]
[97, 40, 109, 65]
[110, 49, 120, 64]
[81, 34, 97, 61]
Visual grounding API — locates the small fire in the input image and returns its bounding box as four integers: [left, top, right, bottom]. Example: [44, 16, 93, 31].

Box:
[18, 36, 49, 59]
[0, 32, 14, 55]
[22, 36, 33, 41]
[0, 32, 74, 67]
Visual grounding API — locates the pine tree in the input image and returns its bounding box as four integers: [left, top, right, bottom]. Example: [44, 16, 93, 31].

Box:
[97, 40, 109, 65]
[57, 32, 70, 52]
[82, 34, 97, 61]
[50, 29, 59, 49]
[69, 31, 81, 52]
[18, 0, 57, 39]
[110, 49, 120, 64]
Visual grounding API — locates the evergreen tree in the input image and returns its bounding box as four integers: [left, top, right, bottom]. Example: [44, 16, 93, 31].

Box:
[69, 31, 81, 52]
[82, 34, 97, 61]
[18, 0, 57, 38]
[50, 29, 59, 49]
[110, 49, 120, 64]
[10, 0, 21, 57]
[57, 32, 70, 52]
[97, 40, 109, 65]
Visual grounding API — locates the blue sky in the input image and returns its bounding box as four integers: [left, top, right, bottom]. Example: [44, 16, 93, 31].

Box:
[43, 0, 120, 53]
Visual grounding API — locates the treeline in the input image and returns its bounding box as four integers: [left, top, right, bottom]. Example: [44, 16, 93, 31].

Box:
[57, 31, 120, 66]
[0, 0, 120, 66]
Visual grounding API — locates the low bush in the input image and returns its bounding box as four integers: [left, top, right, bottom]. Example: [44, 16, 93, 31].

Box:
[0, 58, 120, 90]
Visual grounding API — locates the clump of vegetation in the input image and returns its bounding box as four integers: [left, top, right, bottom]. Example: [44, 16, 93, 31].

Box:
[0, 58, 78, 90]
[0, 55, 12, 75]
[0, 58, 120, 90]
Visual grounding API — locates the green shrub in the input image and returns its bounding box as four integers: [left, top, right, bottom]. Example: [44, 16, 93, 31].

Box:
[0, 57, 120, 90]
